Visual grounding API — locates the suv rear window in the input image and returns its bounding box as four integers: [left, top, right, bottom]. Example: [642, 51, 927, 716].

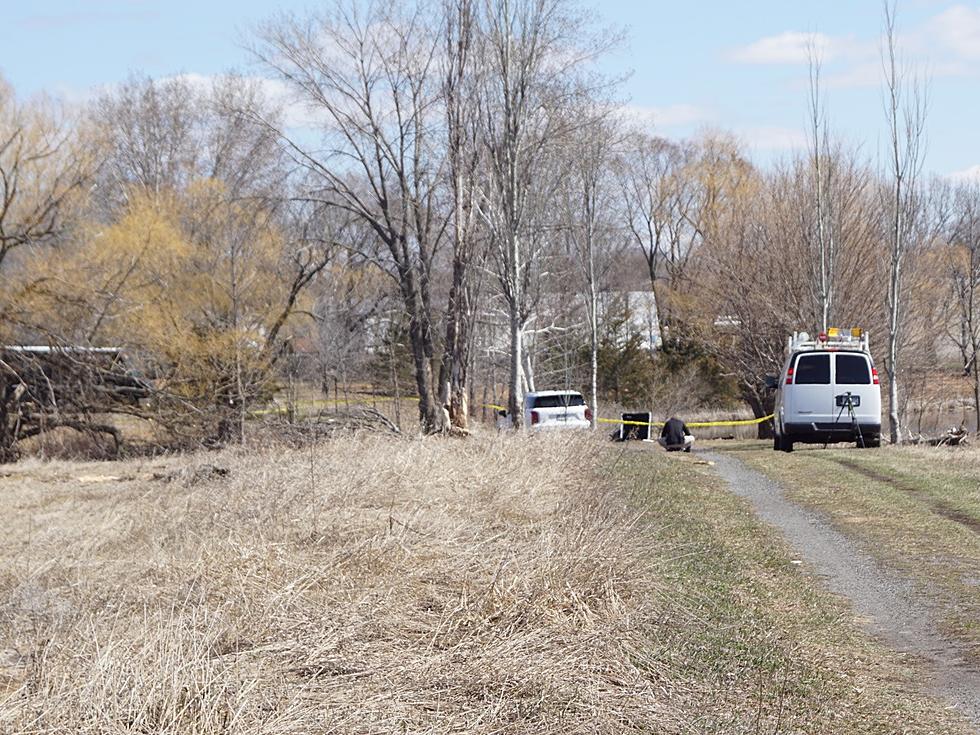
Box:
[835, 354, 871, 384]
[532, 394, 585, 408]
[794, 354, 830, 384]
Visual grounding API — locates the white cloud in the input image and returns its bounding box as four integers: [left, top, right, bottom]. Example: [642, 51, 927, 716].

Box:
[731, 31, 870, 65]
[737, 125, 807, 152]
[949, 164, 980, 183]
[620, 103, 711, 128]
[732, 10, 980, 90]
[928, 5, 980, 61]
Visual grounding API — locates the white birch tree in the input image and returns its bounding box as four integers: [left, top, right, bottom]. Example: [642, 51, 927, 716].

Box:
[807, 49, 836, 334]
[880, 1, 927, 444]
[439, 0, 485, 431]
[564, 110, 621, 427]
[477, 0, 613, 426]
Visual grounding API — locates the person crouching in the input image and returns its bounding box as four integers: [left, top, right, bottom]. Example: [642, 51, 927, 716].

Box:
[659, 416, 694, 452]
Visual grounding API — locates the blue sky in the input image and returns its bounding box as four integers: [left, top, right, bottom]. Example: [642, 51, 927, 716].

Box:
[2, 0, 979, 179]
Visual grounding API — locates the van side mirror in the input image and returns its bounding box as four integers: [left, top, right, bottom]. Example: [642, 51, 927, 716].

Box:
[763, 374, 779, 390]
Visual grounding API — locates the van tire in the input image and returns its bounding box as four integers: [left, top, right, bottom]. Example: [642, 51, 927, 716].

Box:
[774, 433, 794, 452]
[861, 435, 881, 449]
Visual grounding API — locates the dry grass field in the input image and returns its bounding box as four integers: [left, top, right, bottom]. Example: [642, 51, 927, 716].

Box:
[0, 434, 673, 733]
[0, 433, 971, 733]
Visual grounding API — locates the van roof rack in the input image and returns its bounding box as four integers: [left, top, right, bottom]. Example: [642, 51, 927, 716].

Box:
[788, 328, 870, 356]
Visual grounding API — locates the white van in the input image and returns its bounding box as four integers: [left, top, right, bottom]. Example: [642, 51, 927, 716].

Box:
[495, 390, 592, 430]
[773, 330, 881, 452]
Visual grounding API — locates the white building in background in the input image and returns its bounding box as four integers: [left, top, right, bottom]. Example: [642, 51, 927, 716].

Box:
[622, 291, 662, 350]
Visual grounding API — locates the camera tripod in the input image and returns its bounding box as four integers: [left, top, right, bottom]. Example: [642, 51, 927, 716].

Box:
[835, 391, 865, 449]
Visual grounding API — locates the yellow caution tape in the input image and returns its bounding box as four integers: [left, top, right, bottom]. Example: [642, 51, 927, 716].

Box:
[597, 414, 774, 428]
[686, 414, 774, 428]
[488, 404, 773, 428]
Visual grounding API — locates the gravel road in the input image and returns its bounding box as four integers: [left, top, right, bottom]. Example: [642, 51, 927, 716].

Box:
[703, 450, 980, 729]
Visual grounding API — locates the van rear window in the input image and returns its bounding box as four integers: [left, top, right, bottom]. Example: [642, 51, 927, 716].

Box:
[532, 394, 585, 408]
[794, 354, 830, 384]
[836, 354, 871, 384]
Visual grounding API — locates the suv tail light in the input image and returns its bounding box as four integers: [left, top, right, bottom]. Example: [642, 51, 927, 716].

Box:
[530, 410, 540, 425]
[785, 367, 794, 385]
[585, 407, 593, 422]
[872, 367, 880, 385]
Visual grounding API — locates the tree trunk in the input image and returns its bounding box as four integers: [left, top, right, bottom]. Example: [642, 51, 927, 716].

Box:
[408, 312, 443, 434]
[647, 269, 668, 345]
[970, 324, 980, 434]
[440, 252, 472, 431]
[743, 387, 774, 440]
[522, 342, 535, 394]
[450, 295, 471, 431]
[590, 327, 598, 429]
[589, 283, 599, 429]
[508, 310, 524, 428]
[888, 370, 900, 443]
[973, 365, 980, 435]
[0, 389, 13, 463]
[398, 265, 444, 434]
[886, 300, 901, 443]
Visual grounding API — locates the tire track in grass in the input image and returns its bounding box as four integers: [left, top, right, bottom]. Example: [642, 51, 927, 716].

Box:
[703, 450, 980, 729]
[822, 456, 980, 535]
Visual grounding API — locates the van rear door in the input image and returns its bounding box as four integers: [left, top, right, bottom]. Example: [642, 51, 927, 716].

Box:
[832, 352, 877, 423]
[789, 353, 833, 424]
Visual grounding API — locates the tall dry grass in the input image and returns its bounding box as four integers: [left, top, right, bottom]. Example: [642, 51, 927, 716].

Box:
[0, 432, 678, 733]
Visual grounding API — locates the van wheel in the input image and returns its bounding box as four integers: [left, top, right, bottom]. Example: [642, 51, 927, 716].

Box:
[861, 435, 881, 449]
[774, 434, 793, 452]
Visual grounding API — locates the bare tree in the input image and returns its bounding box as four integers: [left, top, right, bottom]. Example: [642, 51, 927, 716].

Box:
[563, 109, 621, 427]
[438, 0, 485, 431]
[619, 133, 688, 338]
[254, 0, 450, 433]
[692, 157, 790, 437]
[767, 144, 881, 336]
[0, 76, 91, 274]
[880, 1, 928, 444]
[0, 77, 94, 460]
[477, 0, 610, 427]
[943, 183, 980, 432]
[807, 48, 837, 333]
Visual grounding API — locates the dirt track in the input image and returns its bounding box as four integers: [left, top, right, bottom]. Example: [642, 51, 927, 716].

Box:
[703, 450, 980, 730]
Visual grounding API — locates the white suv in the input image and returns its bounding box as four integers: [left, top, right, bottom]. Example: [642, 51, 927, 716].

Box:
[496, 390, 593, 430]
[525, 390, 592, 430]
[773, 330, 881, 452]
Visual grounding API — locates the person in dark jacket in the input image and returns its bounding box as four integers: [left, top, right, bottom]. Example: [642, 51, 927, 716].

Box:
[659, 416, 694, 452]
